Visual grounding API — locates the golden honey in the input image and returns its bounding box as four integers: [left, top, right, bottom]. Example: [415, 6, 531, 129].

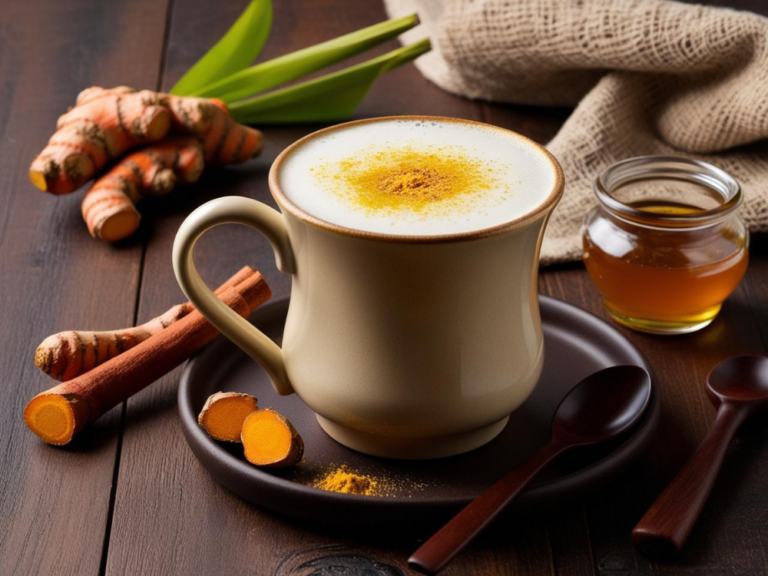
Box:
[583, 158, 748, 334]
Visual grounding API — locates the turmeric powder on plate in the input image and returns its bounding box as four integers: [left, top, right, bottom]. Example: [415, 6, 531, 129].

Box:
[312, 466, 380, 496]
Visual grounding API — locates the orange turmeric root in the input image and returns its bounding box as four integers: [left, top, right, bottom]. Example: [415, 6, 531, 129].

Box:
[30, 87, 172, 195]
[198, 392, 258, 442]
[241, 409, 304, 468]
[24, 270, 271, 446]
[34, 266, 256, 381]
[166, 95, 263, 165]
[30, 87, 264, 197]
[81, 136, 204, 241]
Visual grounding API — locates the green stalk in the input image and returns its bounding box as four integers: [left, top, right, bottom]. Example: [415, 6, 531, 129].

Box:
[170, 0, 272, 96]
[229, 38, 431, 125]
[190, 14, 420, 103]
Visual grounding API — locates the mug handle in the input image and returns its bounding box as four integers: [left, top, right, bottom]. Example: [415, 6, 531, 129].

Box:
[173, 196, 296, 396]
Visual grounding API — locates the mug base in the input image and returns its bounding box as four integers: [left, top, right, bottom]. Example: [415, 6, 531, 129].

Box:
[315, 414, 510, 460]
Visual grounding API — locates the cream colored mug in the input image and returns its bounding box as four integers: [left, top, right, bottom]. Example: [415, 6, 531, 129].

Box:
[173, 117, 563, 459]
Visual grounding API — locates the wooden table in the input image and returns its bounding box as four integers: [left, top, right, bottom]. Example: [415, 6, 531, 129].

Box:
[2, 0, 767, 574]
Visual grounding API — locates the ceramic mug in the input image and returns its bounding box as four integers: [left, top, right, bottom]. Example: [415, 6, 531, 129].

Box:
[173, 116, 564, 459]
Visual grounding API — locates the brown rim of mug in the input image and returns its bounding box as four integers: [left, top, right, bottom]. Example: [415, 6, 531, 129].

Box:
[268, 116, 564, 243]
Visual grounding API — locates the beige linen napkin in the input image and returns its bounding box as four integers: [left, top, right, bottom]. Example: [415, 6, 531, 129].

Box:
[384, 0, 768, 264]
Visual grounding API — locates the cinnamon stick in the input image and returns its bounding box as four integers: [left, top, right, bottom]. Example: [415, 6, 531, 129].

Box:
[35, 265, 256, 381]
[24, 270, 271, 445]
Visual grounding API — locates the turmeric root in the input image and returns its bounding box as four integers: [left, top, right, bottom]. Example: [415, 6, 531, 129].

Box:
[198, 392, 258, 442]
[81, 136, 204, 241]
[166, 95, 263, 165]
[31, 87, 264, 198]
[34, 266, 256, 381]
[241, 409, 304, 468]
[30, 87, 172, 195]
[24, 270, 271, 446]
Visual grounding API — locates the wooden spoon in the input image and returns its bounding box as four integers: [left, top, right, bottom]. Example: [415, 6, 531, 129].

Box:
[632, 355, 768, 561]
[409, 365, 652, 575]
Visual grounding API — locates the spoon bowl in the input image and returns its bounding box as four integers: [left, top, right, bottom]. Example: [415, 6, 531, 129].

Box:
[707, 355, 768, 408]
[552, 365, 652, 445]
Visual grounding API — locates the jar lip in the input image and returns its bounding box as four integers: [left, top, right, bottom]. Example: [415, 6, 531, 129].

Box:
[594, 156, 742, 228]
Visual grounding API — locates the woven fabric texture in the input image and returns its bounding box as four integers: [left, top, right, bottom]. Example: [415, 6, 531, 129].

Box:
[384, 0, 768, 264]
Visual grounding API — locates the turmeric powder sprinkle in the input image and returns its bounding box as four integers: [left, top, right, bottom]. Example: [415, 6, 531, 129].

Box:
[301, 464, 432, 498]
[313, 466, 379, 495]
[313, 145, 505, 215]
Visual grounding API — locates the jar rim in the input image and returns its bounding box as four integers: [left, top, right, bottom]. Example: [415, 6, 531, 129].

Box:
[594, 156, 742, 228]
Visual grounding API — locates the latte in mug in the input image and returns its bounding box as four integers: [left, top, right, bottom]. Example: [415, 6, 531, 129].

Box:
[174, 117, 564, 459]
[276, 118, 558, 236]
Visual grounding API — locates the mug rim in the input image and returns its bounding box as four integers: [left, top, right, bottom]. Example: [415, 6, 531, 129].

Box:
[268, 115, 564, 243]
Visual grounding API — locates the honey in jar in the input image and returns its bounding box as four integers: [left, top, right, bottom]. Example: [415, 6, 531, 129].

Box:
[582, 157, 748, 334]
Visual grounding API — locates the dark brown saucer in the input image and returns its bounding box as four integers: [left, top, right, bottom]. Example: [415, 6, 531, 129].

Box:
[178, 296, 658, 528]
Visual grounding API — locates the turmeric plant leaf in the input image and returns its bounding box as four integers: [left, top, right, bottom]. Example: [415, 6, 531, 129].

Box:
[229, 39, 431, 125]
[170, 0, 272, 96]
[190, 14, 420, 103]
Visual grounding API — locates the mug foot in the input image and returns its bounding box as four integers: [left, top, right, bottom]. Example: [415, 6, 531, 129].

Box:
[315, 414, 510, 460]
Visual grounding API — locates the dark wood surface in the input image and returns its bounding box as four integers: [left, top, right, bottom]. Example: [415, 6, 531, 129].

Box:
[1, 0, 766, 575]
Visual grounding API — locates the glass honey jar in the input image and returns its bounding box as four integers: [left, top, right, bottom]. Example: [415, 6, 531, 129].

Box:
[583, 156, 748, 335]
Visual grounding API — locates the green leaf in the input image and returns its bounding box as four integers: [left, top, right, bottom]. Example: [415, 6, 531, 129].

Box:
[229, 39, 431, 125]
[191, 14, 420, 103]
[170, 0, 273, 96]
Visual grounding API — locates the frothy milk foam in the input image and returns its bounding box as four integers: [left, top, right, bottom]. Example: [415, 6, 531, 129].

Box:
[276, 118, 556, 236]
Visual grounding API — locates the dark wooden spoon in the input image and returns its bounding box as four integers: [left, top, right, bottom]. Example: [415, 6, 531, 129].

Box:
[409, 365, 652, 575]
[632, 355, 768, 561]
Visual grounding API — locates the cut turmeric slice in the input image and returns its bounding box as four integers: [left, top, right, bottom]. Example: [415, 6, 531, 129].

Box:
[198, 392, 258, 443]
[241, 409, 304, 468]
[23, 393, 89, 446]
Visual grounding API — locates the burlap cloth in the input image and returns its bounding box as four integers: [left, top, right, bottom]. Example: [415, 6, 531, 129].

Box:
[383, 0, 768, 264]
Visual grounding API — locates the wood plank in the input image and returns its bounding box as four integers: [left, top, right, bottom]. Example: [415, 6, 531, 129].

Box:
[0, 1, 170, 574]
[103, 1, 554, 575]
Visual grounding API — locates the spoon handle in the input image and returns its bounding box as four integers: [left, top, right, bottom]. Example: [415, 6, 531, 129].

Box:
[409, 441, 567, 575]
[632, 402, 748, 560]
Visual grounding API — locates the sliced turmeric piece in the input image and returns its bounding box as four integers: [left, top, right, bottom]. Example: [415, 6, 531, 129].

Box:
[241, 409, 304, 468]
[198, 392, 258, 443]
[23, 393, 89, 446]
